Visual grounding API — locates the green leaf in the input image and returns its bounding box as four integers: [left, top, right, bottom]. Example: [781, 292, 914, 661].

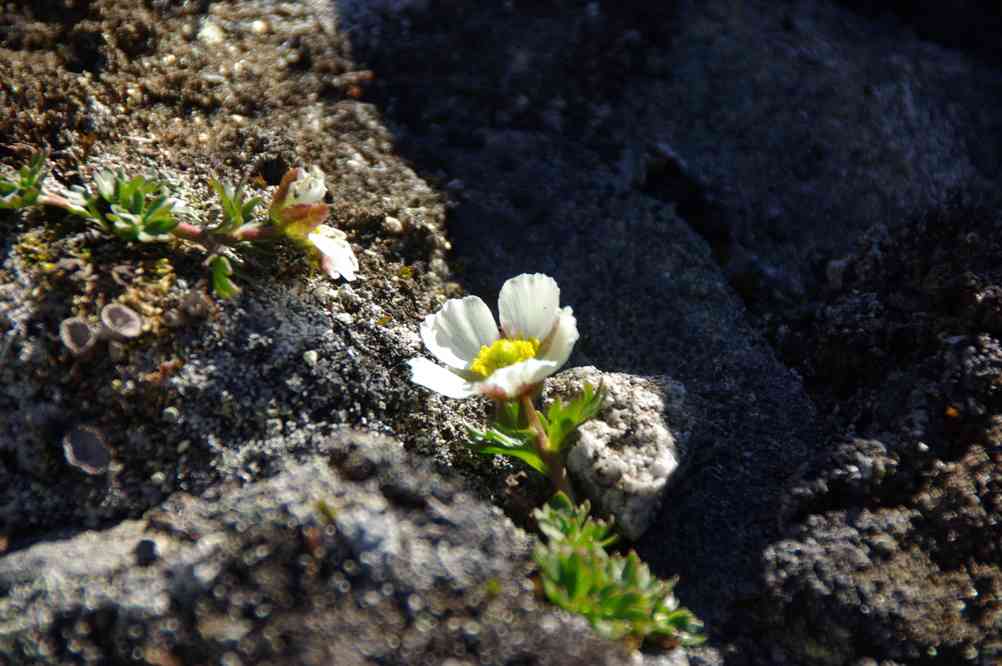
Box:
[478, 445, 548, 474]
[210, 177, 262, 233]
[241, 195, 261, 221]
[495, 399, 523, 430]
[0, 152, 46, 209]
[531, 492, 703, 649]
[467, 423, 549, 474]
[544, 382, 606, 454]
[209, 254, 241, 298]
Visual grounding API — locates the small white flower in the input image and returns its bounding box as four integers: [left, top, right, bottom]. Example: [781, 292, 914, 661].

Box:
[408, 273, 578, 400]
[269, 165, 329, 236]
[308, 224, 359, 282]
[285, 165, 327, 207]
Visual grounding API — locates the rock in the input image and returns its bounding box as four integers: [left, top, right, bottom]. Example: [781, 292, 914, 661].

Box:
[765, 199, 1002, 663]
[546, 366, 690, 541]
[0, 431, 628, 665]
[0, 0, 467, 543]
[5, 0, 1002, 662]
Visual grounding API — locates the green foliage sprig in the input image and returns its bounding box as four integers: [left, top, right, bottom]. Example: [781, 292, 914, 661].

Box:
[468, 383, 604, 497]
[66, 171, 180, 242]
[208, 178, 262, 235]
[2, 154, 356, 299]
[0, 153, 46, 209]
[534, 492, 704, 649]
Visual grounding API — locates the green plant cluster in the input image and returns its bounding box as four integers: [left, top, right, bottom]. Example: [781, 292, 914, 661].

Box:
[0, 154, 343, 299]
[533, 492, 704, 649]
[0, 153, 45, 209]
[467, 382, 604, 475]
[68, 170, 180, 242]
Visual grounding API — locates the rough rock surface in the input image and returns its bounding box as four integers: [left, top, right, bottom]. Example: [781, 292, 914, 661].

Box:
[759, 199, 1002, 664]
[546, 366, 689, 541]
[344, 0, 1002, 662]
[0, 431, 629, 664]
[4, 0, 1002, 664]
[0, 0, 496, 545]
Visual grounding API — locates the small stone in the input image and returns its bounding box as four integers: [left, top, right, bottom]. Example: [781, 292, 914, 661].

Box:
[547, 366, 688, 540]
[303, 350, 319, 367]
[162, 406, 181, 424]
[198, 19, 225, 46]
[150, 471, 166, 485]
[383, 215, 404, 235]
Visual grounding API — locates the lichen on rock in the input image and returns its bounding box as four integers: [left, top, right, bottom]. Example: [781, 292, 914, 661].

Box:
[546, 366, 690, 541]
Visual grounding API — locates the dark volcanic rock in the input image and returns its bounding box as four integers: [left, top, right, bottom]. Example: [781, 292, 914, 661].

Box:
[764, 199, 1002, 663]
[335, 0, 1002, 661]
[5, 0, 1002, 663]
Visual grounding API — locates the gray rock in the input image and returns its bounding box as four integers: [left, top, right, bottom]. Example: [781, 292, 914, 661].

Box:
[546, 366, 689, 540]
[0, 431, 629, 665]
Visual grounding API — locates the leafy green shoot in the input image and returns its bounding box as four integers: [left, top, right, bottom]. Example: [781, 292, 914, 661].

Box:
[208, 254, 241, 299]
[67, 171, 179, 242]
[533, 493, 704, 649]
[467, 383, 604, 475]
[538, 382, 605, 454]
[209, 178, 261, 234]
[0, 153, 47, 209]
[466, 421, 547, 473]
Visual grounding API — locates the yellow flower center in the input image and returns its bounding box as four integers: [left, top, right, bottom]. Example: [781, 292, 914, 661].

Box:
[468, 338, 540, 379]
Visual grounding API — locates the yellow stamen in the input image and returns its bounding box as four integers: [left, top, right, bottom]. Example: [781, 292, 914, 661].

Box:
[469, 338, 540, 379]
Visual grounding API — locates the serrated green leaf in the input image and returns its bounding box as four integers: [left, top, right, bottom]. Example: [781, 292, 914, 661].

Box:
[544, 382, 606, 453]
[531, 489, 702, 649]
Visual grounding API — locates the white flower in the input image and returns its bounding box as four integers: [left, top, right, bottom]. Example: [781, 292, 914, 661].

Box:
[285, 165, 327, 207]
[408, 273, 578, 400]
[269, 165, 329, 236]
[308, 224, 359, 282]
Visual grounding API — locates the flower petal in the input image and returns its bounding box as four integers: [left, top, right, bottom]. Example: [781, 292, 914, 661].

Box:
[498, 273, 561, 341]
[420, 296, 499, 370]
[477, 358, 560, 400]
[281, 203, 330, 238]
[408, 357, 476, 399]
[309, 225, 359, 282]
[538, 306, 578, 369]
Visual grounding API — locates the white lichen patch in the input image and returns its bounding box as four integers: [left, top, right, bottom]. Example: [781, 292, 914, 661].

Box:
[545, 366, 690, 541]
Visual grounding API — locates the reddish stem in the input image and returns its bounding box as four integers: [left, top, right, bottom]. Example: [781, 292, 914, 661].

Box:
[36, 193, 73, 209]
[172, 221, 204, 240]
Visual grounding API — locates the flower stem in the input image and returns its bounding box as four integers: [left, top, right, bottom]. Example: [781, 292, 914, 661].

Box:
[520, 394, 574, 501]
[36, 193, 73, 209]
[171, 221, 204, 240]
